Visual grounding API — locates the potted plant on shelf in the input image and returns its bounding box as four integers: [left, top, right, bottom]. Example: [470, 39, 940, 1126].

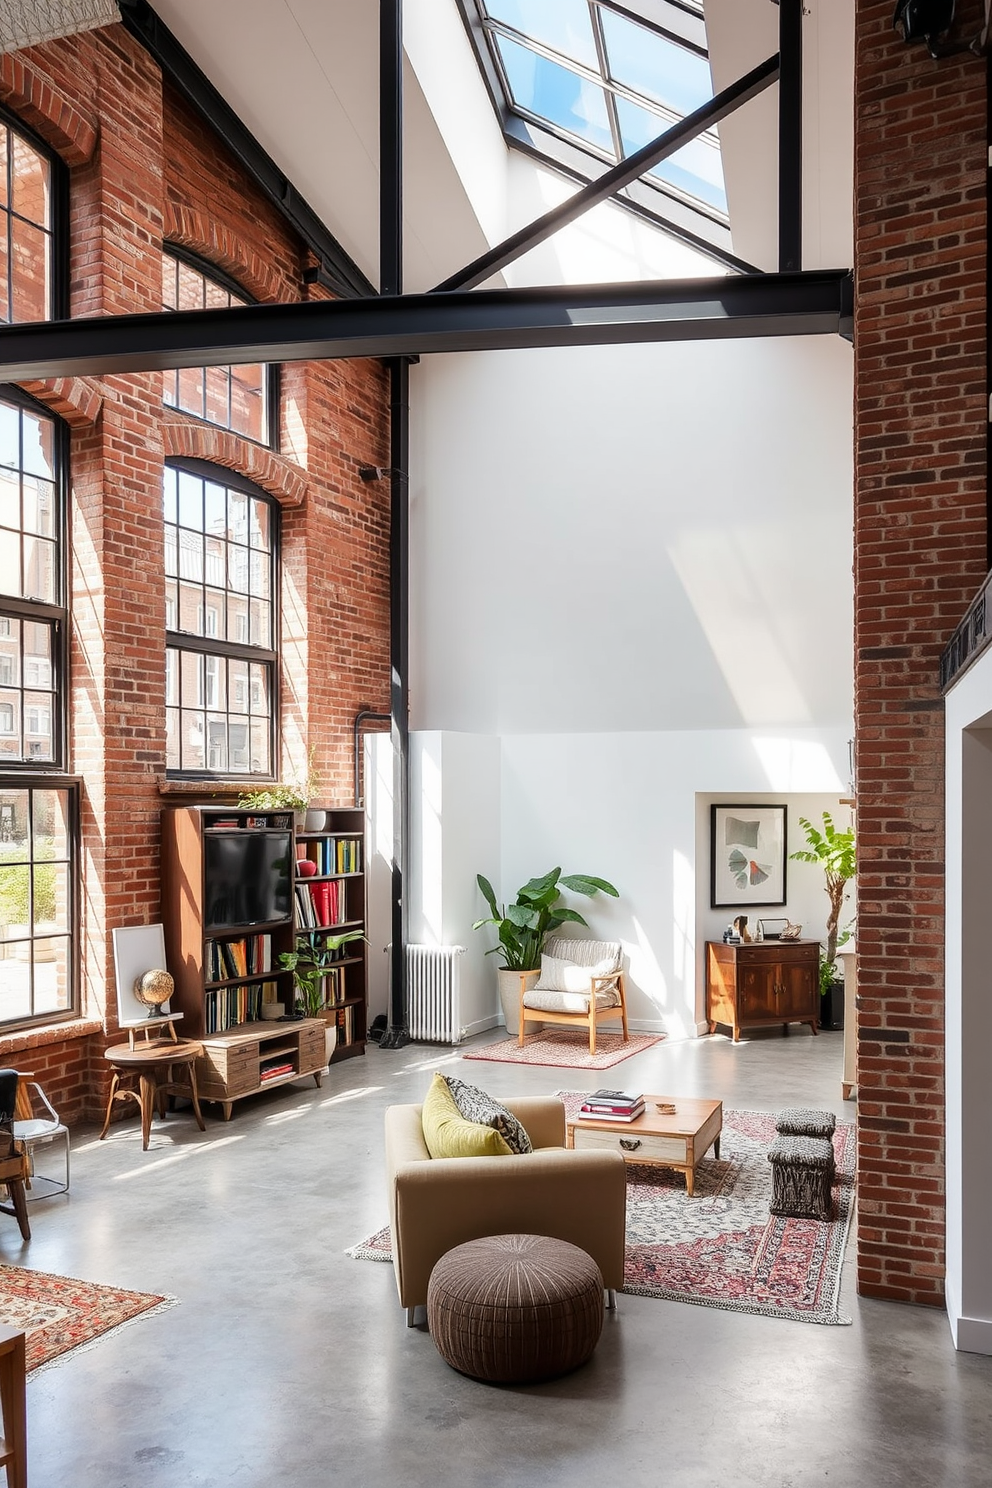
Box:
[238, 751, 320, 830]
[278, 929, 365, 1062]
[790, 812, 856, 1030]
[473, 867, 619, 1035]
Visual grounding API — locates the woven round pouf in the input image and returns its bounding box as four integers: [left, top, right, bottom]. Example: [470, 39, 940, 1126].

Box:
[427, 1234, 604, 1384]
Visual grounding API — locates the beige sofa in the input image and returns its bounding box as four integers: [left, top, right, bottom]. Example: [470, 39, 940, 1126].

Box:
[384, 1095, 627, 1321]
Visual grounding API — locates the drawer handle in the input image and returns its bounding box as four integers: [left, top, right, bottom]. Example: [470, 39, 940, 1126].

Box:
[619, 1138, 642, 1152]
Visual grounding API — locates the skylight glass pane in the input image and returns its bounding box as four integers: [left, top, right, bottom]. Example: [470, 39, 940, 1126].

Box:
[600, 9, 713, 117]
[615, 96, 726, 214]
[487, 0, 597, 68]
[497, 34, 613, 154]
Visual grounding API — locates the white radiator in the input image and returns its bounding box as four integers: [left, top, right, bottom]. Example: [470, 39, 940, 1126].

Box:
[406, 944, 466, 1043]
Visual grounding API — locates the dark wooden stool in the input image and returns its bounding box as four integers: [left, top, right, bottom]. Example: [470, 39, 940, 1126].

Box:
[99, 1041, 206, 1151]
[0, 1325, 26, 1488]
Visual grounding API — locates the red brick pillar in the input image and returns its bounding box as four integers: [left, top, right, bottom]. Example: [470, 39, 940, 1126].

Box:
[853, 2, 987, 1302]
[69, 31, 166, 1079]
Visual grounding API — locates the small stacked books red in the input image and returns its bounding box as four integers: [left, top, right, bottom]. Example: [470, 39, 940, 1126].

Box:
[577, 1089, 645, 1122]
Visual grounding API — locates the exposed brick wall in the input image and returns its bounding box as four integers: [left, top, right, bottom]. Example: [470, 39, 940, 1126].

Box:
[0, 22, 391, 1124]
[853, 1, 987, 1303]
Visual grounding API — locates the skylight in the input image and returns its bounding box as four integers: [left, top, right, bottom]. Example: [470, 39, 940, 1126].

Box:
[462, 0, 730, 256]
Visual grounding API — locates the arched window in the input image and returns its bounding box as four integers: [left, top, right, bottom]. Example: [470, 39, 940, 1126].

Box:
[165, 460, 278, 778]
[0, 109, 63, 324]
[162, 249, 272, 444]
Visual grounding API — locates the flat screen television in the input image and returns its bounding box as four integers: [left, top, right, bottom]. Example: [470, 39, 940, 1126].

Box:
[203, 831, 293, 930]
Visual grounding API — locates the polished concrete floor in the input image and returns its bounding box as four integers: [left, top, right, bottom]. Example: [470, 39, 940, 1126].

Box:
[11, 1025, 992, 1488]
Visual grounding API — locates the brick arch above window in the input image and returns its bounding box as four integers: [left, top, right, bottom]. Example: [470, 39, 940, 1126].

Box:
[0, 54, 97, 167]
[17, 376, 102, 428]
[163, 206, 289, 305]
[162, 412, 308, 507]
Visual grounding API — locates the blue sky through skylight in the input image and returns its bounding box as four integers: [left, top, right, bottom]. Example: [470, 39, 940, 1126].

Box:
[487, 0, 598, 68]
[481, 0, 728, 223]
[497, 33, 613, 154]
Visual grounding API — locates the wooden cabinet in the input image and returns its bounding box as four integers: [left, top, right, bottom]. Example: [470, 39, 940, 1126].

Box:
[161, 805, 324, 1114]
[198, 1019, 327, 1120]
[293, 806, 367, 1064]
[706, 940, 819, 1041]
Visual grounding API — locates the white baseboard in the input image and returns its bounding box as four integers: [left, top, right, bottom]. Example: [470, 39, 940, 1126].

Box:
[949, 1312, 992, 1356]
[461, 1013, 502, 1039]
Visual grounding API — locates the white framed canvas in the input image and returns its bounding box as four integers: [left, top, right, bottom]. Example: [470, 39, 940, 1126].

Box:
[710, 805, 788, 908]
[111, 923, 172, 1026]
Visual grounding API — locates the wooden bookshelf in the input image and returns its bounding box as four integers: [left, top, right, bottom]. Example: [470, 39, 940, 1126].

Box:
[161, 805, 327, 1113]
[293, 806, 368, 1063]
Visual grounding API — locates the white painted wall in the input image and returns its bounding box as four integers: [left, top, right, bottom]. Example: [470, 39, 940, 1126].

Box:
[944, 650, 992, 1355]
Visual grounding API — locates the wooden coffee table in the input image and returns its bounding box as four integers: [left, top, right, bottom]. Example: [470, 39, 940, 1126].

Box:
[565, 1095, 722, 1195]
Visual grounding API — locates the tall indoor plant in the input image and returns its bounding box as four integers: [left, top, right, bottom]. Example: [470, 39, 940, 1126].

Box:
[473, 867, 619, 1033]
[278, 928, 365, 1060]
[790, 812, 856, 1027]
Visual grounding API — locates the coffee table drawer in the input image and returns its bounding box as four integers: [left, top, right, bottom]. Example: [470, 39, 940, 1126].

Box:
[571, 1125, 689, 1165]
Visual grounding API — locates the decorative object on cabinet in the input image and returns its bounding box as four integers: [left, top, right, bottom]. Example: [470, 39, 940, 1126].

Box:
[293, 806, 368, 1063]
[706, 939, 819, 1041]
[710, 804, 787, 908]
[780, 921, 802, 941]
[473, 868, 619, 1033]
[733, 914, 753, 942]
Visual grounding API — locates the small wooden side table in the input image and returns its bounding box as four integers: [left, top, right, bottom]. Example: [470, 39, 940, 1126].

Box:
[99, 1041, 206, 1151]
[0, 1324, 26, 1488]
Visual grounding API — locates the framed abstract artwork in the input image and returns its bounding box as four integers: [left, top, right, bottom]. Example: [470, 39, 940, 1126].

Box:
[710, 804, 788, 908]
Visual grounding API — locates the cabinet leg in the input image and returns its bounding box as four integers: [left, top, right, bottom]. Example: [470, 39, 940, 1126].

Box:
[733, 1025, 741, 1042]
[707, 1022, 716, 1035]
[810, 1019, 819, 1036]
[222, 1102, 233, 1121]
[313, 1071, 322, 1088]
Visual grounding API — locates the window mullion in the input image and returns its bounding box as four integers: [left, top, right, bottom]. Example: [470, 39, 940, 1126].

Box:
[590, 2, 623, 164]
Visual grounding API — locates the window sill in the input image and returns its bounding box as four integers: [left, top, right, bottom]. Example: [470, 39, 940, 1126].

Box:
[0, 1016, 103, 1055]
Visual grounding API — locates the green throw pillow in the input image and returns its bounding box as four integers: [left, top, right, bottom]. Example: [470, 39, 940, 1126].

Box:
[421, 1072, 513, 1158]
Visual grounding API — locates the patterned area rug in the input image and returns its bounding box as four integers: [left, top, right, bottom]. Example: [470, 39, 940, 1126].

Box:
[0, 1264, 177, 1374]
[348, 1103, 856, 1325]
[462, 1030, 664, 1069]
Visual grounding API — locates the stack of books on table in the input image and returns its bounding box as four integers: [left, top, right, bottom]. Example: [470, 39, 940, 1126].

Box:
[577, 1089, 645, 1123]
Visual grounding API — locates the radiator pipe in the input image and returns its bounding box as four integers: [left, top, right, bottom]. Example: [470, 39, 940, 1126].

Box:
[352, 710, 390, 807]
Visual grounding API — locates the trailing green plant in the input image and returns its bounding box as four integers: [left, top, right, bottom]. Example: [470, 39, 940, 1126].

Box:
[237, 749, 320, 813]
[473, 867, 619, 972]
[790, 811, 856, 988]
[278, 929, 365, 1017]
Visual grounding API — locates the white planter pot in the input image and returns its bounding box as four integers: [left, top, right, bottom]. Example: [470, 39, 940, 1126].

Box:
[497, 968, 538, 1037]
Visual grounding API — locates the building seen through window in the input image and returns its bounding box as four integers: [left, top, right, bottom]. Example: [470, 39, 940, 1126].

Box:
[162, 250, 269, 443]
[165, 461, 276, 778]
[0, 114, 53, 324]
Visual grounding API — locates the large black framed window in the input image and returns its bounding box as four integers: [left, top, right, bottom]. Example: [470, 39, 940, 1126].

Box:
[0, 382, 77, 1029]
[0, 779, 79, 1027]
[162, 248, 273, 445]
[165, 460, 278, 779]
[0, 105, 66, 324]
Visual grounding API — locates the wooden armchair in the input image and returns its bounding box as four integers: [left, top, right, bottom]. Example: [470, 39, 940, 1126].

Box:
[518, 936, 629, 1055]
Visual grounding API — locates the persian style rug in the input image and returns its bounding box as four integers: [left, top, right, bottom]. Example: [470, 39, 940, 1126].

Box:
[349, 1105, 856, 1326]
[0, 1264, 177, 1374]
[462, 1030, 664, 1070]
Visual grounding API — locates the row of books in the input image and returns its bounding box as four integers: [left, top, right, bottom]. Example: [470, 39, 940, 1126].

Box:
[332, 1003, 356, 1045]
[259, 1056, 296, 1082]
[316, 966, 349, 1005]
[576, 1089, 645, 1123]
[295, 880, 347, 929]
[206, 934, 272, 983]
[204, 981, 278, 1033]
[302, 837, 362, 876]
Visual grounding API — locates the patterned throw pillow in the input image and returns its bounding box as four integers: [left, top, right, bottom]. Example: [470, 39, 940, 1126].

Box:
[421, 1073, 512, 1158]
[442, 1075, 533, 1155]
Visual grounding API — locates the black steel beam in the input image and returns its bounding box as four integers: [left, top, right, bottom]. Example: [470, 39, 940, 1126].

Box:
[434, 54, 780, 293]
[0, 271, 853, 379]
[377, 0, 411, 1049]
[777, 0, 803, 272]
[117, 0, 375, 301]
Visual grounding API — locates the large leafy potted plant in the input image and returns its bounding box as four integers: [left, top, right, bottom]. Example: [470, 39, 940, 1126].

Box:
[473, 868, 619, 1034]
[790, 812, 856, 1029]
[238, 751, 320, 829]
